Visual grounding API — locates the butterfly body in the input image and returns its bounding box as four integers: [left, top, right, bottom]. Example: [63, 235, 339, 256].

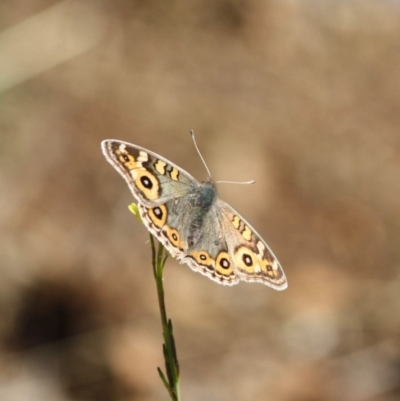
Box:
[102, 139, 287, 290]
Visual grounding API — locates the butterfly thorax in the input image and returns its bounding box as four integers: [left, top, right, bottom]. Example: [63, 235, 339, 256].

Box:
[187, 180, 217, 248]
[193, 180, 216, 207]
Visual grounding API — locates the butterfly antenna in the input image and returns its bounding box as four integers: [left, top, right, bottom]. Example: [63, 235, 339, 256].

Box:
[190, 130, 212, 179]
[216, 180, 255, 185]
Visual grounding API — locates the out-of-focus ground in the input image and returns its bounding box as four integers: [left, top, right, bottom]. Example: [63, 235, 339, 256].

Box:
[1, 1, 400, 400]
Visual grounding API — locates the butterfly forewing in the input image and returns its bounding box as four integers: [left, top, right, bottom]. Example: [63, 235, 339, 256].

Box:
[102, 140, 197, 205]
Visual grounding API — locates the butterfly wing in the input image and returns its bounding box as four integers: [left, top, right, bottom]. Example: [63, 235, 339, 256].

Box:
[216, 199, 287, 290]
[139, 200, 240, 285]
[180, 208, 240, 285]
[101, 140, 197, 206]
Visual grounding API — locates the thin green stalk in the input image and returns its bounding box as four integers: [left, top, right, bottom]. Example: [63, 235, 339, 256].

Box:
[150, 235, 181, 401]
[129, 203, 181, 400]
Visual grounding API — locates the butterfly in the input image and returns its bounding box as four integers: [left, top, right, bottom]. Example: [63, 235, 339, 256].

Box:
[101, 138, 287, 290]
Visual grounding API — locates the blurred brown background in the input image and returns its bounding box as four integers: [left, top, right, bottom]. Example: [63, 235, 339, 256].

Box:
[1, 1, 400, 400]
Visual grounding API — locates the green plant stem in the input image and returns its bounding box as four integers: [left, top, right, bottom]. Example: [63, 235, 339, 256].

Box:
[150, 234, 181, 401]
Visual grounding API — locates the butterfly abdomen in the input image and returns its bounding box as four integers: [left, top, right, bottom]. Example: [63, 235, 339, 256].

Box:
[188, 217, 203, 247]
[187, 181, 217, 248]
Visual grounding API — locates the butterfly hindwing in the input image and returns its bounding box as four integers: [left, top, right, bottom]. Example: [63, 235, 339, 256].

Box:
[139, 201, 240, 285]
